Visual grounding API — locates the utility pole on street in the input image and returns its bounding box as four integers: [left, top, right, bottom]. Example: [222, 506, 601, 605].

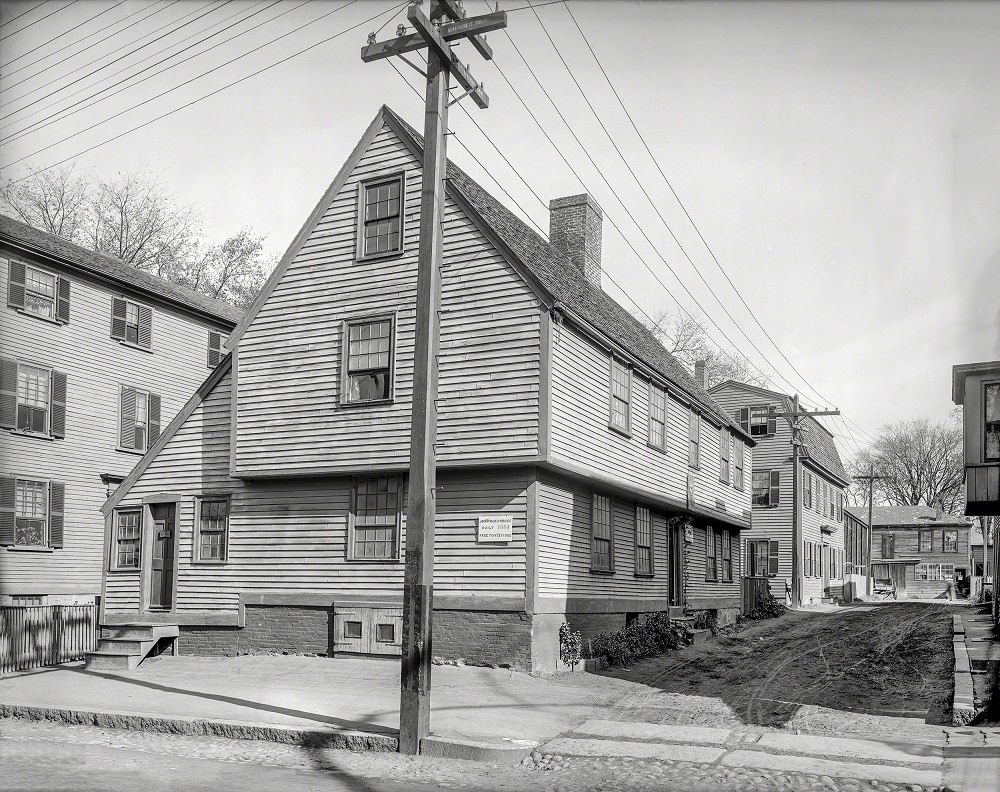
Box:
[776, 395, 840, 608]
[361, 0, 507, 756]
[853, 465, 884, 597]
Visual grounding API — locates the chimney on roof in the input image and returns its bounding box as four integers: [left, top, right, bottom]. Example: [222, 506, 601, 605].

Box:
[549, 194, 602, 288]
[694, 359, 709, 390]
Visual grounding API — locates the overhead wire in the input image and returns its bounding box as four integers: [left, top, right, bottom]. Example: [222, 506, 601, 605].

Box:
[1, 0, 127, 70]
[0, 0, 77, 42]
[0, 1, 49, 30]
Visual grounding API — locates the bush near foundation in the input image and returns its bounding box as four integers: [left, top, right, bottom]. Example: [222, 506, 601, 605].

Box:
[744, 592, 787, 620]
[582, 612, 689, 667]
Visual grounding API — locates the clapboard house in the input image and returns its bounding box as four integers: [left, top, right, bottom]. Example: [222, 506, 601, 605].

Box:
[709, 381, 850, 605]
[98, 106, 754, 673]
[1, 215, 241, 606]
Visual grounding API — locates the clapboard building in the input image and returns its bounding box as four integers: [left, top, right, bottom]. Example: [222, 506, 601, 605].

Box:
[98, 106, 755, 673]
[1, 215, 241, 605]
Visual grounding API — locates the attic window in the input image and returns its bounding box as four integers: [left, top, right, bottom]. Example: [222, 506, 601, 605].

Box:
[359, 174, 404, 258]
[986, 384, 1000, 461]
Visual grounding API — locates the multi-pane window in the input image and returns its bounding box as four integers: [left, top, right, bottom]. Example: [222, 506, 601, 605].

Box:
[734, 439, 744, 491]
[197, 498, 229, 562]
[361, 176, 403, 257]
[125, 302, 140, 345]
[752, 470, 780, 507]
[119, 386, 159, 452]
[16, 363, 49, 434]
[749, 406, 769, 436]
[705, 526, 718, 581]
[828, 486, 836, 519]
[918, 529, 933, 553]
[351, 477, 400, 560]
[648, 385, 666, 450]
[634, 506, 653, 576]
[943, 529, 958, 553]
[836, 491, 843, 521]
[114, 508, 142, 569]
[609, 357, 630, 433]
[111, 297, 152, 348]
[14, 478, 47, 546]
[24, 265, 56, 319]
[688, 410, 700, 468]
[719, 427, 730, 483]
[721, 531, 732, 581]
[344, 318, 393, 403]
[915, 563, 955, 581]
[803, 473, 813, 510]
[747, 539, 778, 577]
[881, 533, 895, 559]
[591, 494, 613, 572]
[986, 384, 1000, 461]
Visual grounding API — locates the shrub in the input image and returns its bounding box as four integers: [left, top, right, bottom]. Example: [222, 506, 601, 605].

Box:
[690, 609, 718, 633]
[744, 592, 787, 620]
[558, 622, 582, 669]
[583, 612, 688, 667]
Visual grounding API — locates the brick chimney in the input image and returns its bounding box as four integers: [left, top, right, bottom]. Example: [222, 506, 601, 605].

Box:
[694, 359, 709, 390]
[549, 194, 602, 288]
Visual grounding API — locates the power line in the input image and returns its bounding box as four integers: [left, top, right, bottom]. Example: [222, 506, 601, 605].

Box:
[0, 1, 49, 30]
[1, 0, 126, 70]
[0, 0, 77, 42]
[4, 1, 407, 183]
[2, 0, 295, 146]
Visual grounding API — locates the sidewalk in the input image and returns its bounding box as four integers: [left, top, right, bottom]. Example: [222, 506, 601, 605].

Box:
[0, 654, 630, 761]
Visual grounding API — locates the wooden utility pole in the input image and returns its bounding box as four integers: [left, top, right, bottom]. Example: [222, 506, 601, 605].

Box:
[853, 465, 884, 597]
[361, 0, 506, 756]
[776, 395, 840, 608]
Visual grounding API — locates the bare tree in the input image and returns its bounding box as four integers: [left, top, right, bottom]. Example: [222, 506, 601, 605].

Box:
[847, 412, 965, 514]
[643, 309, 769, 389]
[181, 229, 273, 311]
[0, 165, 89, 240]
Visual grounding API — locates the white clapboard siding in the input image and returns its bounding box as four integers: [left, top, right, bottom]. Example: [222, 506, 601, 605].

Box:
[234, 125, 541, 475]
[536, 474, 670, 599]
[683, 521, 742, 603]
[1, 256, 234, 598]
[105, 370, 528, 616]
[549, 321, 750, 518]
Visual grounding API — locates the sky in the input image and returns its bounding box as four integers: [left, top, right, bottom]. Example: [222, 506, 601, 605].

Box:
[1, 0, 998, 464]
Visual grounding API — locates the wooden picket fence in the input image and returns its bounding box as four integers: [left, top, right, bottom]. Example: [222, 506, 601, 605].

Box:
[0, 605, 97, 674]
[742, 576, 772, 615]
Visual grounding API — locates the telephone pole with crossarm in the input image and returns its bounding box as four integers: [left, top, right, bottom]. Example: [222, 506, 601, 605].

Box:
[361, 0, 507, 756]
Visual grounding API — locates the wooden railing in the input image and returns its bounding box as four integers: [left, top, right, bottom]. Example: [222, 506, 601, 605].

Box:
[0, 605, 97, 674]
[742, 576, 772, 615]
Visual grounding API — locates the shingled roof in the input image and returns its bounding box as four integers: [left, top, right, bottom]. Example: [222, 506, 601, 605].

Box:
[1, 214, 243, 325]
[844, 505, 971, 528]
[382, 108, 748, 438]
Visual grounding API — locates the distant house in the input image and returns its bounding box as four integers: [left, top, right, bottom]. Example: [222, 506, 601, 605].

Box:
[1, 215, 242, 606]
[709, 382, 850, 606]
[847, 505, 974, 599]
[97, 105, 755, 672]
[969, 519, 994, 600]
[842, 507, 871, 597]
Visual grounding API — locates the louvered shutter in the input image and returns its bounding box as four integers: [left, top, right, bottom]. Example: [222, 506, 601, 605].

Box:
[769, 470, 780, 505]
[111, 297, 127, 340]
[48, 481, 65, 548]
[767, 406, 777, 435]
[50, 370, 67, 438]
[768, 540, 779, 576]
[137, 305, 153, 348]
[56, 277, 70, 323]
[0, 475, 15, 545]
[719, 426, 729, 483]
[737, 408, 749, 434]
[0, 356, 17, 429]
[120, 387, 136, 448]
[207, 331, 222, 368]
[148, 393, 161, 445]
[6, 259, 25, 309]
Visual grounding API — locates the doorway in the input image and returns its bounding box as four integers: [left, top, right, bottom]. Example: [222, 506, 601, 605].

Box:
[669, 521, 685, 606]
[148, 503, 176, 610]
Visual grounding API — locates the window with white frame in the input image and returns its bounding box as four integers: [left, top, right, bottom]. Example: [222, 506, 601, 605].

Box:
[360, 175, 404, 257]
[705, 526, 718, 581]
[918, 529, 933, 553]
[119, 386, 160, 452]
[196, 498, 229, 562]
[113, 508, 142, 569]
[24, 265, 57, 320]
[719, 426, 730, 483]
[721, 530, 733, 581]
[943, 529, 958, 553]
[609, 357, 630, 433]
[749, 406, 769, 436]
[648, 384, 666, 450]
[734, 439, 744, 491]
[14, 478, 47, 546]
[747, 539, 778, 577]
[634, 505, 653, 576]
[752, 470, 780, 507]
[688, 410, 700, 468]
[350, 477, 401, 560]
[16, 363, 49, 434]
[803, 473, 812, 509]
[111, 297, 152, 348]
[343, 317, 393, 403]
[915, 563, 955, 581]
[986, 383, 1000, 461]
[591, 493, 613, 572]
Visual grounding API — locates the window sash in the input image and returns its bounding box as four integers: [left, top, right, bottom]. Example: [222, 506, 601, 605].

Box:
[344, 318, 393, 403]
[16, 363, 50, 434]
[986, 384, 1000, 461]
[733, 440, 744, 491]
[648, 386, 666, 449]
[198, 498, 229, 562]
[115, 509, 141, 569]
[705, 527, 717, 580]
[688, 411, 700, 468]
[918, 530, 932, 552]
[718, 427, 729, 482]
[635, 505, 652, 576]
[14, 478, 48, 546]
[362, 177, 403, 256]
[752, 471, 771, 506]
[749, 406, 768, 435]
[24, 266, 56, 319]
[943, 530, 958, 553]
[609, 358, 630, 432]
[721, 531, 732, 582]
[882, 534, 895, 558]
[352, 477, 400, 559]
[591, 494, 613, 572]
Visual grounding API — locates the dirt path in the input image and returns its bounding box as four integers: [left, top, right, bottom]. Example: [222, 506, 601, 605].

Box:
[598, 602, 963, 730]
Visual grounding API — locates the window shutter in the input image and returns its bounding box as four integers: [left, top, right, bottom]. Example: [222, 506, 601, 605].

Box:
[0, 475, 15, 545]
[120, 387, 136, 448]
[111, 297, 127, 340]
[49, 481, 65, 548]
[137, 305, 153, 348]
[50, 370, 67, 438]
[767, 406, 777, 435]
[768, 540, 779, 576]
[0, 356, 17, 429]
[56, 276, 70, 323]
[148, 393, 161, 445]
[6, 260, 25, 309]
[207, 331, 222, 368]
[738, 407, 749, 434]
[769, 470, 780, 505]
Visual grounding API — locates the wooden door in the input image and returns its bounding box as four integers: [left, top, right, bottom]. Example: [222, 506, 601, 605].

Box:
[367, 608, 402, 656]
[821, 545, 830, 593]
[334, 607, 370, 654]
[669, 522, 684, 606]
[149, 503, 175, 610]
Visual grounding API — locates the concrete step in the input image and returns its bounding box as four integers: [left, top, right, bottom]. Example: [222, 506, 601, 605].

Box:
[689, 628, 712, 644]
[85, 650, 142, 671]
[96, 637, 156, 656]
[102, 624, 179, 641]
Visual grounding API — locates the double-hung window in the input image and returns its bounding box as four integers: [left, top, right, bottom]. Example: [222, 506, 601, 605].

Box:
[359, 175, 404, 258]
[648, 384, 666, 451]
[634, 505, 653, 576]
[609, 357, 630, 433]
[2, 359, 66, 438]
[343, 317, 393, 404]
[1, 476, 64, 549]
[688, 410, 700, 468]
[752, 470, 780, 506]
[721, 531, 733, 581]
[24, 265, 56, 319]
[803, 473, 813, 510]
[705, 526, 718, 581]
[918, 529, 933, 553]
[119, 386, 160, 452]
[943, 529, 958, 553]
[747, 539, 778, 577]
[985, 384, 1000, 461]
[749, 406, 769, 436]
[6, 261, 69, 323]
[111, 297, 153, 349]
[591, 494, 613, 572]
[718, 427, 730, 483]
[16, 363, 48, 434]
[881, 533, 895, 559]
[349, 477, 401, 560]
[113, 508, 142, 569]
[196, 497, 229, 562]
[733, 439, 744, 491]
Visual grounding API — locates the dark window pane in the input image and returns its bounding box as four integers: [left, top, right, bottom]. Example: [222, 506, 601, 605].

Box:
[376, 623, 395, 643]
[344, 621, 362, 639]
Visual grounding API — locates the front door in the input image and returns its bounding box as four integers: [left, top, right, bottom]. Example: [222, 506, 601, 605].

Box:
[149, 503, 175, 609]
[821, 544, 830, 594]
[669, 522, 684, 606]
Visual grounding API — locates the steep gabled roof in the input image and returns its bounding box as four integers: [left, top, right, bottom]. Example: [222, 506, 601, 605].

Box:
[380, 108, 747, 438]
[710, 380, 849, 483]
[844, 505, 972, 528]
[0, 214, 243, 325]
